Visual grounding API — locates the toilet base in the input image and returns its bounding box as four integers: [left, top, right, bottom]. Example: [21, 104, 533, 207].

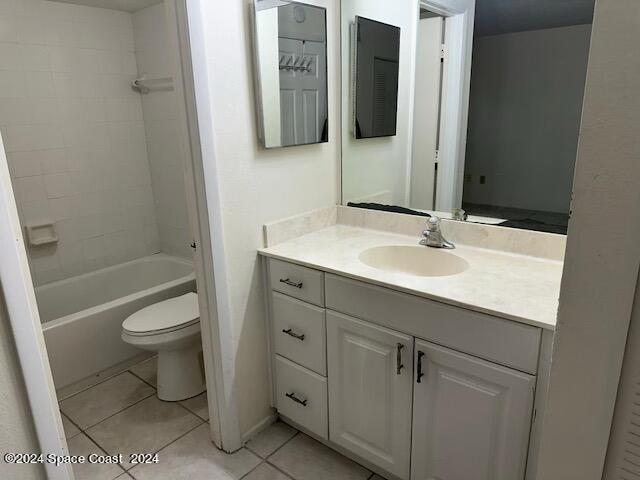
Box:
[157, 343, 205, 401]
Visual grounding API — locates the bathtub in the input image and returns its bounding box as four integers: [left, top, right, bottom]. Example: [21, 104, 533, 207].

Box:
[38, 254, 196, 390]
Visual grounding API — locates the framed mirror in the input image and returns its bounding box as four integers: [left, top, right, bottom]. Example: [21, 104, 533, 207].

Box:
[340, 0, 595, 234]
[253, 0, 329, 149]
[353, 16, 401, 139]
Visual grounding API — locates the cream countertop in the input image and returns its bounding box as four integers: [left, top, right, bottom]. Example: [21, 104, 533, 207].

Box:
[259, 225, 563, 330]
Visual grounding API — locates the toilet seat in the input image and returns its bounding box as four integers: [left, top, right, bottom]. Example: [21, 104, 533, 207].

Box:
[123, 292, 199, 336]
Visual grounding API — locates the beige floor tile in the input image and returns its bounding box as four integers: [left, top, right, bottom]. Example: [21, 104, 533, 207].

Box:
[370, 476, 388, 480]
[86, 396, 203, 468]
[68, 433, 125, 480]
[268, 434, 371, 480]
[129, 356, 157, 387]
[180, 392, 209, 421]
[61, 412, 80, 439]
[129, 424, 260, 480]
[60, 372, 155, 429]
[246, 421, 297, 458]
[244, 463, 291, 480]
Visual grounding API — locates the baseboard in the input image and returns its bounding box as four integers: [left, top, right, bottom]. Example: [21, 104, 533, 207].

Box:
[241, 409, 277, 443]
[56, 352, 154, 400]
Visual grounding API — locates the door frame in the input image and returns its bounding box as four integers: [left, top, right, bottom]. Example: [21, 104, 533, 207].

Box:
[171, 0, 243, 451]
[419, 0, 475, 212]
[0, 133, 73, 480]
[0, 3, 243, 476]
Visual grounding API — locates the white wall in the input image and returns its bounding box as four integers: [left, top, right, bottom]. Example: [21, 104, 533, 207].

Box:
[341, 0, 418, 205]
[0, 0, 160, 285]
[534, 0, 640, 477]
[464, 25, 591, 213]
[0, 291, 44, 480]
[133, 3, 192, 258]
[192, 0, 339, 436]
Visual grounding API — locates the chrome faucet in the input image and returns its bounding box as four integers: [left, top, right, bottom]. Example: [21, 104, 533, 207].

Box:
[420, 217, 455, 249]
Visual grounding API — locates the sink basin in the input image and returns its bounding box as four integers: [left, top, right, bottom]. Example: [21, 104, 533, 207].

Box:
[358, 245, 470, 277]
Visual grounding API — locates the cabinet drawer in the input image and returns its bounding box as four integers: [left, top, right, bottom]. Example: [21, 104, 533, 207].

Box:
[272, 292, 326, 375]
[325, 274, 541, 374]
[275, 355, 328, 440]
[269, 259, 324, 307]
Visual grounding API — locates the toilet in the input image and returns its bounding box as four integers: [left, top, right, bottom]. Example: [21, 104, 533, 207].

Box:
[122, 292, 205, 401]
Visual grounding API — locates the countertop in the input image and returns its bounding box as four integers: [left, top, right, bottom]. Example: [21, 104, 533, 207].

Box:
[259, 225, 562, 330]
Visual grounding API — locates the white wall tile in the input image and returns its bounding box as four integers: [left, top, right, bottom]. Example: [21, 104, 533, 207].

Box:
[25, 72, 56, 98]
[43, 172, 72, 199]
[7, 151, 42, 177]
[13, 175, 47, 204]
[4, 124, 64, 152]
[0, 1, 160, 285]
[134, 3, 191, 259]
[0, 16, 18, 42]
[0, 98, 32, 125]
[0, 70, 27, 97]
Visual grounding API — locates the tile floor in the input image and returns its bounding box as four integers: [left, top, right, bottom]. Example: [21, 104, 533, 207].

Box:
[60, 357, 385, 480]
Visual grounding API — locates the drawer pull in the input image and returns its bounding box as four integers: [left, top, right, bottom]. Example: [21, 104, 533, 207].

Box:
[417, 350, 425, 383]
[282, 328, 305, 341]
[280, 278, 303, 289]
[396, 343, 405, 375]
[285, 392, 308, 407]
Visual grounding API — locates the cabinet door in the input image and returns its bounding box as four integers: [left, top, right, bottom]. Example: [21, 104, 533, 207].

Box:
[327, 311, 413, 479]
[411, 340, 535, 480]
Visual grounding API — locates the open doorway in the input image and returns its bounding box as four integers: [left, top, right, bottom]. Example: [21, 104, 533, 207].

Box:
[409, 7, 445, 210]
[0, 0, 229, 477]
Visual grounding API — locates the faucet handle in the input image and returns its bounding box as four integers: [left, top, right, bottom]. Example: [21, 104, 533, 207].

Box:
[426, 216, 441, 230]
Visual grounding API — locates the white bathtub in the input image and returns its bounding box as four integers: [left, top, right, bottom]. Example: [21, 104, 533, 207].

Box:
[38, 254, 196, 389]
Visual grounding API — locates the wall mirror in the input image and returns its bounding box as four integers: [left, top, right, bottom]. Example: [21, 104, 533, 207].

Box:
[340, 0, 596, 234]
[253, 0, 329, 149]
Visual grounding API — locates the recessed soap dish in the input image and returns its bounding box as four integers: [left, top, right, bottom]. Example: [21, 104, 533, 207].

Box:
[25, 222, 58, 247]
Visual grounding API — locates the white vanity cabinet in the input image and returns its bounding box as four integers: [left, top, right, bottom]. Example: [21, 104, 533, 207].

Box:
[411, 340, 535, 480]
[265, 258, 545, 480]
[327, 311, 413, 479]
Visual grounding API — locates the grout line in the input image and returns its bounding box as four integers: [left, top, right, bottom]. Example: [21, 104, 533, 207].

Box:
[263, 460, 298, 480]
[261, 430, 299, 461]
[127, 358, 158, 390]
[174, 394, 208, 420]
[123, 420, 205, 472]
[238, 460, 265, 480]
[77, 431, 128, 478]
[60, 411, 83, 440]
[58, 369, 139, 402]
[72, 390, 156, 432]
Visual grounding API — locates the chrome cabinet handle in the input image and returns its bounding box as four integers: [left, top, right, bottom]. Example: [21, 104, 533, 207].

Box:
[279, 278, 303, 289]
[417, 351, 425, 383]
[285, 392, 308, 406]
[282, 328, 305, 341]
[396, 343, 404, 375]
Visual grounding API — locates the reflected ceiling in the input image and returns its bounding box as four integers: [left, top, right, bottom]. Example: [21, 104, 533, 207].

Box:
[474, 0, 595, 36]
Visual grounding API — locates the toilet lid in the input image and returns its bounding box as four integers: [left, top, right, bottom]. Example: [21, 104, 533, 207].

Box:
[123, 292, 199, 334]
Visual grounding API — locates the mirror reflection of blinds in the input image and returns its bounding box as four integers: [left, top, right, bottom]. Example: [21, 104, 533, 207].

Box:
[372, 57, 399, 137]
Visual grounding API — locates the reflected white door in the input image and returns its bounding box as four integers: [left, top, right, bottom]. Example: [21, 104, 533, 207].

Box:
[410, 17, 444, 210]
[279, 38, 327, 146]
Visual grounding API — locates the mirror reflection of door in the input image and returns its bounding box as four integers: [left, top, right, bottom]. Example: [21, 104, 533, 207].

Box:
[279, 38, 327, 146]
[409, 12, 444, 210]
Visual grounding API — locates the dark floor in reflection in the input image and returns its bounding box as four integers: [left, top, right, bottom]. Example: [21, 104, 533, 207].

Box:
[463, 203, 568, 234]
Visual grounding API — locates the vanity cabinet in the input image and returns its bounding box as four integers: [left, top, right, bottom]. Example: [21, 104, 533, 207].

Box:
[266, 258, 542, 480]
[411, 340, 535, 480]
[327, 311, 413, 479]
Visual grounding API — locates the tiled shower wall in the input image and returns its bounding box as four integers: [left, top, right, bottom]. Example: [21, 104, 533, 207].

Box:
[133, 3, 192, 259]
[0, 0, 160, 285]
